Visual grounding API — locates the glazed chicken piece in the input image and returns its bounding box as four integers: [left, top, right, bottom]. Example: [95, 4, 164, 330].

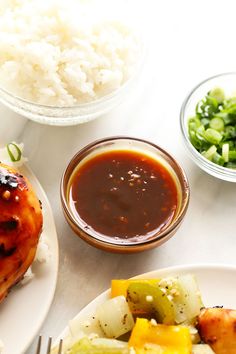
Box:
[198, 307, 236, 354]
[0, 163, 43, 302]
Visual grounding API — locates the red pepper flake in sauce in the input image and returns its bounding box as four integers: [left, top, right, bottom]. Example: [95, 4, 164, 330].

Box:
[68, 150, 178, 242]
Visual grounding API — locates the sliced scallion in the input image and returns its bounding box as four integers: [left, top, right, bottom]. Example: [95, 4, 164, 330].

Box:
[204, 128, 222, 145]
[209, 117, 224, 132]
[229, 150, 236, 161]
[201, 145, 217, 161]
[222, 143, 229, 162]
[201, 118, 210, 127]
[187, 87, 236, 169]
[209, 87, 225, 103]
[212, 152, 224, 166]
[6, 143, 22, 162]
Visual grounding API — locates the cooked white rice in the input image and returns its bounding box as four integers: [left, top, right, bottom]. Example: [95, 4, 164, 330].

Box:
[17, 235, 50, 287]
[34, 234, 51, 263]
[0, 0, 141, 106]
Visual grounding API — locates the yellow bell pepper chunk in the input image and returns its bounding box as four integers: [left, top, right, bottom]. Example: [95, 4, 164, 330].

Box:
[111, 279, 160, 298]
[128, 318, 192, 354]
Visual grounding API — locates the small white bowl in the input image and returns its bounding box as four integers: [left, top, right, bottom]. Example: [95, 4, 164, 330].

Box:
[180, 72, 236, 182]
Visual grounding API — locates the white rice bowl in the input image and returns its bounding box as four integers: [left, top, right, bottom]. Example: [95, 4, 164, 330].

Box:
[0, 0, 141, 107]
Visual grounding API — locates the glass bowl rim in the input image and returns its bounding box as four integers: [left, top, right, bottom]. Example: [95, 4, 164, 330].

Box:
[180, 72, 236, 181]
[60, 136, 190, 248]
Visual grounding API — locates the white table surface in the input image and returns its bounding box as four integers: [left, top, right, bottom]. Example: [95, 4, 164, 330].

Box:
[1, 0, 236, 352]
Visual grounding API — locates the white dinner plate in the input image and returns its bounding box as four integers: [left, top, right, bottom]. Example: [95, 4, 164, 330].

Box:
[0, 165, 59, 354]
[56, 263, 236, 348]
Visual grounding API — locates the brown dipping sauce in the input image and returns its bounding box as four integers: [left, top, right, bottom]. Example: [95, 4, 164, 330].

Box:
[68, 150, 179, 242]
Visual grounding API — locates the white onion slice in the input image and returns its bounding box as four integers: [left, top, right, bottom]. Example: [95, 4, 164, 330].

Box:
[95, 296, 134, 338]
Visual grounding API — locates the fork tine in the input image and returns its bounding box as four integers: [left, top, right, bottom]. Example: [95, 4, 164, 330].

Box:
[46, 337, 52, 354]
[57, 339, 63, 354]
[36, 336, 62, 354]
[36, 336, 42, 354]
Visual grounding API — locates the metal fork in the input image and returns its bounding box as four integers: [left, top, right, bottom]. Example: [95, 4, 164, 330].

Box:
[35, 336, 63, 354]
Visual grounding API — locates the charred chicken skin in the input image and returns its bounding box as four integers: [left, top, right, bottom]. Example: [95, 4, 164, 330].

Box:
[198, 307, 236, 354]
[0, 163, 43, 302]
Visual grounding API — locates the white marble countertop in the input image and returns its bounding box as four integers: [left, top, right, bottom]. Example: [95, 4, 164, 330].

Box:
[1, 0, 236, 353]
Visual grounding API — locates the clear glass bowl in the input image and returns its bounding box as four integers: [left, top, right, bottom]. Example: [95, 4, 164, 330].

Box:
[0, 38, 145, 126]
[180, 72, 236, 182]
[60, 137, 190, 253]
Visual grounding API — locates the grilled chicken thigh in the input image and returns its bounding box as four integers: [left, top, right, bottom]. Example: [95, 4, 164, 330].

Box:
[198, 307, 236, 354]
[0, 163, 43, 302]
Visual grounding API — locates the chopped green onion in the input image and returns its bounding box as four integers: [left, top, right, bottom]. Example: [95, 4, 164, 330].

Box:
[209, 117, 224, 131]
[188, 116, 201, 129]
[6, 143, 22, 162]
[222, 143, 229, 162]
[224, 98, 236, 110]
[204, 128, 222, 145]
[201, 118, 210, 127]
[201, 145, 217, 160]
[209, 87, 225, 103]
[196, 125, 205, 136]
[212, 152, 224, 166]
[219, 140, 234, 150]
[217, 112, 233, 125]
[224, 126, 236, 139]
[189, 130, 202, 149]
[188, 88, 236, 169]
[229, 150, 236, 161]
[196, 96, 219, 118]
